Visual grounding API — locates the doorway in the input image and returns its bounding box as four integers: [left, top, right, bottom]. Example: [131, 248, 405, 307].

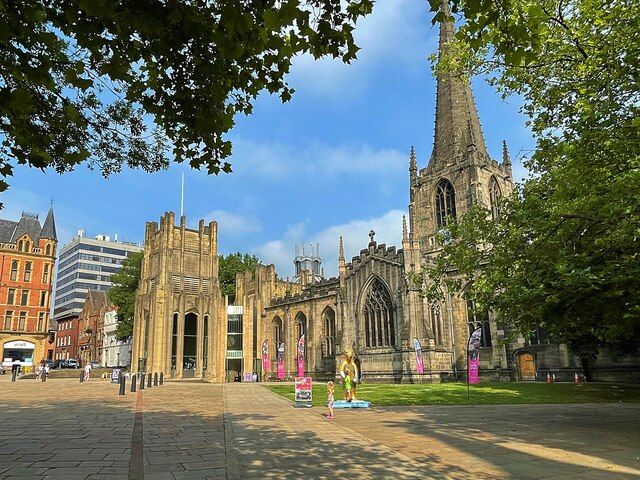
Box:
[518, 352, 536, 381]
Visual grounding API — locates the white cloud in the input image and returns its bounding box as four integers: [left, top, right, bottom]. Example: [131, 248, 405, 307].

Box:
[230, 137, 406, 181]
[253, 209, 406, 278]
[289, 0, 435, 97]
[199, 209, 261, 236]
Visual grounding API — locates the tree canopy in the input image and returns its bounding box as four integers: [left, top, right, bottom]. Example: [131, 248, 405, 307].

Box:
[0, 0, 373, 197]
[107, 250, 143, 341]
[219, 252, 261, 302]
[423, 0, 640, 361]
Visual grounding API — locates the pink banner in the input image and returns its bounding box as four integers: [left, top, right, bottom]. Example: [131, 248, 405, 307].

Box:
[468, 327, 482, 385]
[262, 339, 270, 373]
[468, 354, 479, 384]
[416, 354, 424, 374]
[297, 334, 305, 377]
[277, 342, 285, 380]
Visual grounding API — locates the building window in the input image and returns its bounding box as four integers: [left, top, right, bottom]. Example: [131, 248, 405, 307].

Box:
[529, 327, 549, 346]
[466, 300, 492, 348]
[183, 312, 198, 372]
[435, 179, 457, 229]
[45, 244, 52, 256]
[489, 176, 502, 220]
[273, 316, 283, 355]
[322, 307, 336, 357]
[37, 312, 45, 331]
[43, 264, 50, 284]
[363, 278, 396, 348]
[202, 315, 209, 371]
[10, 260, 18, 281]
[24, 262, 32, 282]
[171, 313, 178, 369]
[4, 311, 13, 330]
[18, 312, 26, 330]
[7, 288, 15, 305]
[40, 291, 47, 307]
[20, 290, 29, 306]
[431, 304, 443, 345]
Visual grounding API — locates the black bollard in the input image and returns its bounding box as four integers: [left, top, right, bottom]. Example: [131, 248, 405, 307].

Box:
[79, 368, 84, 383]
[154, 372, 158, 386]
[131, 374, 137, 393]
[42, 370, 47, 383]
[147, 372, 152, 388]
[159, 372, 164, 385]
[140, 372, 145, 390]
[119, 375, 126, 395]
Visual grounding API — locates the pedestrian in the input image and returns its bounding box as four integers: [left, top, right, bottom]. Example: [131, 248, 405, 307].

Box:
[43, 363, 50, 382]
[83, 363, 92, 382]
[36, 364, 43, 381]
[326, 381, 335, 420]
[252, 371, 258, 383]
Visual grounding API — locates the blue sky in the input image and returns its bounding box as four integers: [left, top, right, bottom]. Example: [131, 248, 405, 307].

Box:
[1, 1, 533, 278]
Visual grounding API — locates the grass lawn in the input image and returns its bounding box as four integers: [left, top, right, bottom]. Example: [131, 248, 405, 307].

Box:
[265, 382, 640, 407]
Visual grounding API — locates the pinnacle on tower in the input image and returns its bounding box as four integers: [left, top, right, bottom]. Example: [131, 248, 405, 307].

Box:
[402, 215, 408, 242]
[502, 140, 512, 166]
[338, 236, 345, 262]
[409, 145, 418, 185]
[430, 0, 489, 167]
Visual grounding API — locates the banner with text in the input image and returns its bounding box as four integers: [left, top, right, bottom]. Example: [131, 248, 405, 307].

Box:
[277, 342, 285, 380]
[294, 376, 312, 405]
[297, 334, 305, 377]
[468, 327, 482, 385]
[262, 339, 270, 373]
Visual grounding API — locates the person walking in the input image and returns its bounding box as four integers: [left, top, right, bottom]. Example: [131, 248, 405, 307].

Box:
[83, 363, 92, 382]
[43, 363, 50, 382]
[325, 381, 335, 420]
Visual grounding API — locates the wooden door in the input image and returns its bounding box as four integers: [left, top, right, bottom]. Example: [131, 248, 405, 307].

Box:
[518, 353, 536, 381]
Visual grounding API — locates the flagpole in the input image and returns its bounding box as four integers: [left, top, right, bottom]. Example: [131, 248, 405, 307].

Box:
[467, 333, 470, 396]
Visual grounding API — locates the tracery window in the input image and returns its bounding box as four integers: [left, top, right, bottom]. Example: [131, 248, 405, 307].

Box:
[435, 179, 457, 228]
[466, 300, 492, 348]
[431, 304, 443, 346]
[273, 316, 283, 353]
[363, 279, 395, 348]
[489, 176, 502, 220]
[322, 307, 336, 356]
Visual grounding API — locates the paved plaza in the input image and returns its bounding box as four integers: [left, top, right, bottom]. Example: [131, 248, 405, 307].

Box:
[0, 376, 639, 479]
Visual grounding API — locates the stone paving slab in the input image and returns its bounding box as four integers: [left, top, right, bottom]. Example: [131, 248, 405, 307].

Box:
[1, 375, 640, 479]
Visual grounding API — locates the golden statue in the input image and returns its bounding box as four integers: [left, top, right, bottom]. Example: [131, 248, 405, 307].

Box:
[338, 347, 361, 401]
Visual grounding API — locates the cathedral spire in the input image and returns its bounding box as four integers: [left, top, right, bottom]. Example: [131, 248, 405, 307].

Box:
[430, 0, 489, 167]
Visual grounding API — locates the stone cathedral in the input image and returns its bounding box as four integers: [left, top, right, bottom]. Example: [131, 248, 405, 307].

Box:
[132, 7, 639, 383]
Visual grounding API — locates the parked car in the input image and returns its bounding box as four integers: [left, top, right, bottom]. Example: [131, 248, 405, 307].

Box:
[89, 361, 101, 369]
[43, 359, 55, 368]
[65, 358, 79, 369]
[53, 360, 65, 369]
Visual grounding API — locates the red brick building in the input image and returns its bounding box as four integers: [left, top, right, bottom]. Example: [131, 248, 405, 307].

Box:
[78, 290, 110, 366]
[0, 209, 57, 367]
[54, 315, 80, 361]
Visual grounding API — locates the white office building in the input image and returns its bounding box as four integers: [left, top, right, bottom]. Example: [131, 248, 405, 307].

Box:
[52, 231, 142, 320]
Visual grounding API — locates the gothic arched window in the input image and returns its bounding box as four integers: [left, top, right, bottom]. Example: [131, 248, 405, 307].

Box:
[272, 316, 283, 353]
[322, 307, 336, 357]
[466, 300, 492, 348]
[435, 179, 457, 228]
[363, 278, 395, 348]
[489, 176, 502, 220]
[431, 304, 443, 345]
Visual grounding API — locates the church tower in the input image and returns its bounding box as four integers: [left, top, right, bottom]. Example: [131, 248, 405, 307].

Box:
[408, 0, 513, 251]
